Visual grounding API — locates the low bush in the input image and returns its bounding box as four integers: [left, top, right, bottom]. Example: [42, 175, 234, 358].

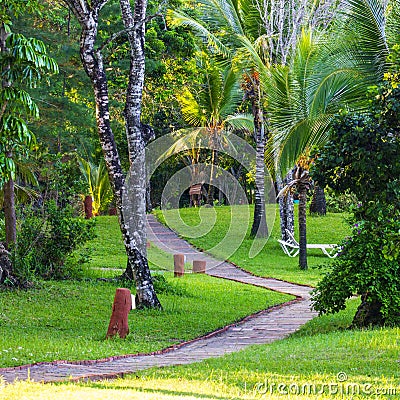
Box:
[12, 200, 96, 282]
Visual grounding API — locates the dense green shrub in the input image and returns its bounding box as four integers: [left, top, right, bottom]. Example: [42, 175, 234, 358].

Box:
[324, 188, 357, 213]
[311, 55, 400, 327]
[152, 274, 189, 297]
[12, 201, 96, 282]
[312, 207, 400, 326]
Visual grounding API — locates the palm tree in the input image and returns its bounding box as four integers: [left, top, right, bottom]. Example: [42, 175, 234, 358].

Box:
[168, 0, 270, 236]
[78, 157, 113, 217]
[267, 1, 391, 177]
[277, 152, 313, 269]
[164, 60, 253, 205]
[168, 0, 348, 238]
[266, 0, 395, 267]
[177, 61, 245, 205]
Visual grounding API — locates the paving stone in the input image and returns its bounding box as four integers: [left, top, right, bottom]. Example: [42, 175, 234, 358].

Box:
[0, 215, 317, 384]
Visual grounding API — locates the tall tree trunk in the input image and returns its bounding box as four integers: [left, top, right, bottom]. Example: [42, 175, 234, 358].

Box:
[249, 78, 268, 238]
[277, 170, 295, 241]
[207, 148, 218, 205]
[1, 25, 16, 249]
[298, 184, 308, 270]
[3, 177, 16, 248]
[351, 293, 384, 328]
[310, 184, 327, 215]
[251, 136, 268, 237]
[119, 0, 161, 308]
[64, 0, 161, 309]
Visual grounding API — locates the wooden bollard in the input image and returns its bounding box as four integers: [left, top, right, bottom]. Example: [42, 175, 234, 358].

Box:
[193, 260, 206, 274]
[106, 288, 132, 339]
[174, 254, 185, 277]
[84, 195, 93, 219]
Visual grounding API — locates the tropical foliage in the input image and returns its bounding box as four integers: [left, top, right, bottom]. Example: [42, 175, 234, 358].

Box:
[311, 59, 400, 327]
[0, 33, 58, 185]
[78, 157, 113, 216]
[165, 58, 252, 205]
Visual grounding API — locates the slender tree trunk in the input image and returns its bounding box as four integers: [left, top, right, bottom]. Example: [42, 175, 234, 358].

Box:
[1, 26, 16, 250]
[310, 184, 327, 215]
[249, 78, 268, 238]
[119, 0, 161, 308]
[64, 0, 161, 308]
[277, 171, 295, 241]
[207, 148, 218, 205]
[4, 178, 16, 248]
[298, 184, 308, 270]
[251, 136, 268, 237]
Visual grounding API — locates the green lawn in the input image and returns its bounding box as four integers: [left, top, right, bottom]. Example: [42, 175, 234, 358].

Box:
[155, 205, 350, 286]
[86, 216, 191, 275]
[2, 301, 399, 399]
[1, 209, 399, 399]
[0, 216, 291, 368]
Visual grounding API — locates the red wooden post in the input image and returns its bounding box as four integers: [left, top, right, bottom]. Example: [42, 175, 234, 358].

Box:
[193, 260, 206, 274]
[84, 195, 93, 219]
[174, 254, 185, 277]
[106, 288, 132, 339]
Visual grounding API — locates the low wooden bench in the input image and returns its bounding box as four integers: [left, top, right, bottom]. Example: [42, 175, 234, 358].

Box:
[278, 229, 338, 258]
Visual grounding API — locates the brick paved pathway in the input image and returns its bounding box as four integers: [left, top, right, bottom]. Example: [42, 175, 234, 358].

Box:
[0, 215, 316, 384]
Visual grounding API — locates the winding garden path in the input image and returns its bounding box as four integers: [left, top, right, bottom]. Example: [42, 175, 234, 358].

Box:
[0, 215, 316, 384]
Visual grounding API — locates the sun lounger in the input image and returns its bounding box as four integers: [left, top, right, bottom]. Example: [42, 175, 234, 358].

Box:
[278, 229, 338, 258]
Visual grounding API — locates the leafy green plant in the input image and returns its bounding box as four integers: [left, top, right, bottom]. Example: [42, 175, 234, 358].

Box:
[78, 157, 113, 216]
[311, 58, 400, 327]
[13, 201, 96, 281]
[312, 211, 400, 327]
[324, 188, 357, 213]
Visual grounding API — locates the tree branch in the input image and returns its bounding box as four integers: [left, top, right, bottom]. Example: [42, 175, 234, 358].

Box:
[96, 13, 161, 53]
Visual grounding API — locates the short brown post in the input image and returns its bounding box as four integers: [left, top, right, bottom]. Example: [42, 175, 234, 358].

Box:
[193, 260, 206, 274]
[106, 288, 132, 339]
[174, 254, 185, 277]
[84, 195, 93, 219]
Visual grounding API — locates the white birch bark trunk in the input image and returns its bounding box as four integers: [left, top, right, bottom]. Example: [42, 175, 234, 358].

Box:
[63, 0, 161, 308]
[119, 0, 161, 309]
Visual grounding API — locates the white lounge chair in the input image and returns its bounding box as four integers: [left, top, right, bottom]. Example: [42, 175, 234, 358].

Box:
[278, 229, 338, 258]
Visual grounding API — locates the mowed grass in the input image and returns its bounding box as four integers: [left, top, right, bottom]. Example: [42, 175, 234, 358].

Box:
[0, 215, 291, 368]
[86, 216, 179, 274]
[155, 205, 350, 286]
[3, 300, 399, 399]
[2, 211, 398, 399]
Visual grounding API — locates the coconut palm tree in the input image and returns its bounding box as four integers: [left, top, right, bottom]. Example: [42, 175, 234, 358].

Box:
[164, 60, 253, 205]
[168, 0, 270, 236]
[168, 0, 346, 238]
[176, 61, 245, 205]
[267, 0, 396, 267]
[267, 0, 391, 177]
[277, 151, 313, 269]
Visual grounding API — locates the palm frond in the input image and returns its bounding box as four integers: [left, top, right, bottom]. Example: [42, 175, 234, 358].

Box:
[339, 0, 389, 76]
[167, 9, 232, 59]
[176, 88, 208, 127]
[218, 67, 242, 118]
[224, 113, 254, 132]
